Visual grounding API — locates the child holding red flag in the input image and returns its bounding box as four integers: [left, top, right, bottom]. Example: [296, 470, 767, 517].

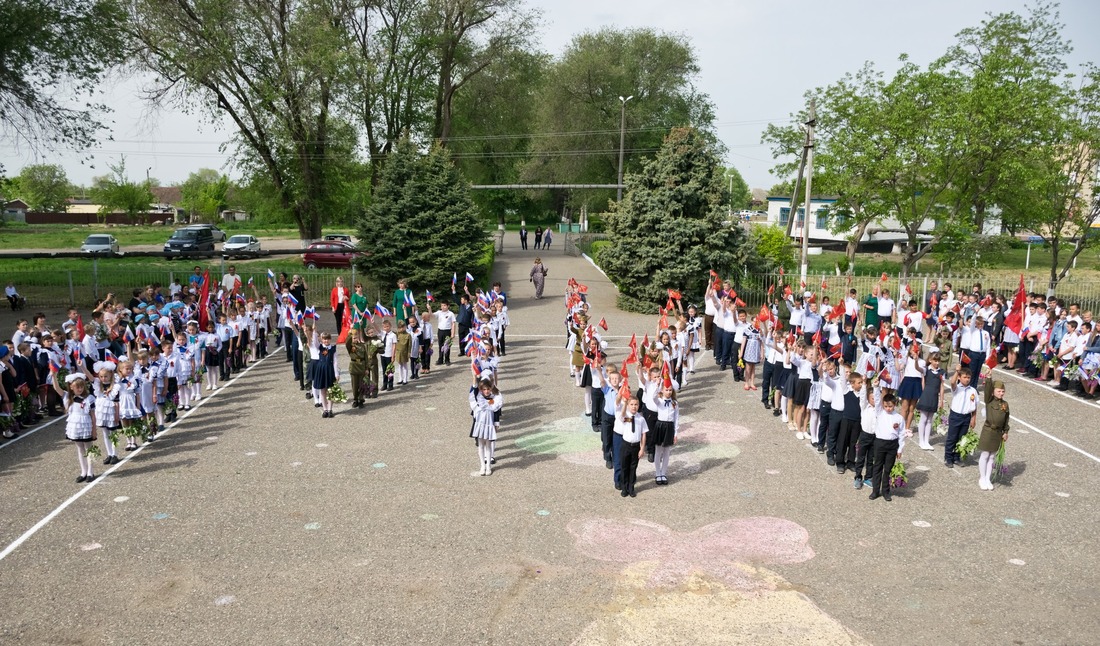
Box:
[652, 376, 679, 486]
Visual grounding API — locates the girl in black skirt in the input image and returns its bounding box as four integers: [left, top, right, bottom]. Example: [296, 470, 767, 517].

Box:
[651, 383, 679, 485]
[312, 332, 340, 418]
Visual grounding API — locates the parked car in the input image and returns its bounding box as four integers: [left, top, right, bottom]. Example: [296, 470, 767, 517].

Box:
[80, 234, 120, 254]
[323, 233, 354, 243]
[164, 227, 216, 256]
[184, 223, 226, 242]
[302, 240, 359, 269]
[223, 234, 261, 255]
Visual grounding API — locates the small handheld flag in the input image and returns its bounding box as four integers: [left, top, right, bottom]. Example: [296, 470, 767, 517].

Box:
[374, 302, 392, 318]
[985, 351, 999, 370]
[425, 290, 434, 302]
[821, 279, 828, 291]
[452, 273, 457, 291]
[880, 272, 889, 282]
[104, 349, 118, 365]
[667, 289, 682, 301]
[248, 276, 254, 286]
[287, 293, 299, 306]
[465, 272, 475, 283]
[598, 318, 608, 331]
[49, 357, 61, 373]
[267, 269, 276, 280]
[404, 291, 416, 307]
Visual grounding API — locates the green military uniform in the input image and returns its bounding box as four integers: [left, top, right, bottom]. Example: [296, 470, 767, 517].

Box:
[346, 334, 370, 405]
[977, 378, 1009, 453]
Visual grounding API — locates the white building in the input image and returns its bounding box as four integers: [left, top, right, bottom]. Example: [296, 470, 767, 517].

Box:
[761, 196, 992, 248]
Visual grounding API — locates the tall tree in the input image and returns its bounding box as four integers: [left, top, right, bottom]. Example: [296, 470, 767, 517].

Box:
[179, 169, 232, 222]
[14, 164, 71, 212]
[355, 138, 488, 288]
[522, 28, 717, 212]
[429, 0, 540, 144]
[127, 0, 357, 241]
[0, 0, 124, 149]
[601, 127, 760, 308]
[999, 66, 1100, 294]
[90, 158, 154, 223]
[723, 166, 751, 212]
[449, 47, 549, 225]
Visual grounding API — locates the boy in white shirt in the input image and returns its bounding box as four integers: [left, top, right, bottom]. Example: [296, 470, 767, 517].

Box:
[868, 393, 906, 501]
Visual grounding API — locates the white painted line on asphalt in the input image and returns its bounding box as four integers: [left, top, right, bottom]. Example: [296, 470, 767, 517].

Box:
[995, 367, 1100, 411]
[0, 354, 273, 563]
[1011, 415, 1100, 466]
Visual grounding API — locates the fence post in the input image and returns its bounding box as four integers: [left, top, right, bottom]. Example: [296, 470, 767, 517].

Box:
[68, 271, 75, 307]
[351, 265, 356, 290]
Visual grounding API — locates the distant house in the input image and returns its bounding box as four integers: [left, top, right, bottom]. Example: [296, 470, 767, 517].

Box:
[2, 199, 29, 222]
[220, 209, 250, 222]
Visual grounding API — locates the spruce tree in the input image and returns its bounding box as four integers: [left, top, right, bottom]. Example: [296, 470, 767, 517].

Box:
[356, 139, 488, 289]
[601, 127, 760, 308]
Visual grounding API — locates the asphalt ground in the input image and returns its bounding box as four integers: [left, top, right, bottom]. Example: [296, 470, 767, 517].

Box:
[0, 246, 1098, 645]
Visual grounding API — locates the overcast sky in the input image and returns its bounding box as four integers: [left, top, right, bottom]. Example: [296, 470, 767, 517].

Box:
[3, 0, 1098, 192]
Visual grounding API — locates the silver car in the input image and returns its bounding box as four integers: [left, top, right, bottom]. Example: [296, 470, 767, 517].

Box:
[223, 234, 261, 255]
[80, 234, 120, 254]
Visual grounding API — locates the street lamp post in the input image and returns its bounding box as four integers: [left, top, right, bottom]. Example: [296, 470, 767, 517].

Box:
[617, 95, 633, 203]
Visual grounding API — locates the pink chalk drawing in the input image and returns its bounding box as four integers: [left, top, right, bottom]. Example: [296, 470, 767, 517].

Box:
[516, 418, 750, 474]
[568, 516, 814, 592]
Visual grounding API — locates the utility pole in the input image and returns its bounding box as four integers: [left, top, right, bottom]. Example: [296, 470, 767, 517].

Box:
[617, 95, 633, 203]
[800, 98, 816, 289]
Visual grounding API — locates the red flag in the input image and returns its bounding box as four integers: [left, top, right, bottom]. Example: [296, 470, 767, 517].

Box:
[642, 333, 649, 349]
[800, 280, 806, 289]
[667, 289, 682, 300]
[807, 292, 816, 304]
[786, 330, 797, 346]
[892, 333, 902, 352]
[197, 270, 211, 331]
[734, 297, 745, 308]
[661, 362, 673, 390]
[568, 277, 578, 288]
[880, 272, 889, 282]
[598, 317, 608, 331]
[665, 298, 675, 311]
[577, 284, 588, 294]
[337, 306, 354, 344]
[712, 278, 723, 292]
[767, 284, 775, 296]
[659, 311, 669, 330]
[878, 326, 888, 345]
[961, 353, 971, 365]
[779, 267, 785, 276]
[829, 343, 842, 356]
[904, 283, 912, 297]
[985, 352, 999, 370]
[878, 366, 891, 383]
[980, 295, 993, 308]
[709, 269, 719, 278]
[627, 333, 638, 363]
[930, 291, 939, 310]
[829, 303, 845, 320]
[618, 378, 632, 403]
[619, 360, 629, 381]
[758, 305, 772, 323]
[821, 279, 828, 291]
[642, 353, 653, 370]
[783, 285, 793, 298]
[812, 330, 822, 346]
[75, 314, 85, 342]
[727, 288, 738, 300]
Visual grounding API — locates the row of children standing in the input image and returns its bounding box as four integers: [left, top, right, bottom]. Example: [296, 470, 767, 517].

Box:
[565, 282, 696, 497]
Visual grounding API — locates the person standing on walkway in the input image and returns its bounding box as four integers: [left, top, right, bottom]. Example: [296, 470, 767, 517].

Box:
[330, 277, 350, 335]
[530, 257, 548, 299]
[543, 229, 553, 249]
[615, 395, 649, 498]
[520, 226, 528, 250]
[534, 226, 543, 250]
[976, 376, 1009, 490]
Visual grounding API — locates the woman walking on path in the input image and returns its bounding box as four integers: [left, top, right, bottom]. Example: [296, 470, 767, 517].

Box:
[530, 257, 549, 299]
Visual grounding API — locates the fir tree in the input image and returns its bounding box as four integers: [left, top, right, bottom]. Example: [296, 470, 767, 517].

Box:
[602, 127, 761, 308]
[356, 139, 488, 290]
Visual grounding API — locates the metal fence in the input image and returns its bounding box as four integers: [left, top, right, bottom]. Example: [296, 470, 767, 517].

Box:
[3, 264, 386, 311]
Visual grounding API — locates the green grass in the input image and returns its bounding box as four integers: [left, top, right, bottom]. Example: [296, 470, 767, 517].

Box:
[805, 247, 1100, 276]
[0, 223, 304, 249]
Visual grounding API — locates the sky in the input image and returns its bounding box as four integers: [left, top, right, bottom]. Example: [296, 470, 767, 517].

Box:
[3, 0, 1099, 192]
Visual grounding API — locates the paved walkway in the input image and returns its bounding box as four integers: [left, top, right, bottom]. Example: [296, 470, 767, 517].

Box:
[0, 249, 1097, 645]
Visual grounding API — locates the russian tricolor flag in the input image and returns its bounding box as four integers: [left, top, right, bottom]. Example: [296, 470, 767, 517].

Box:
[104, 349, 119, 364]
[287, 293, 299, 306]
[404, 291, 416, 307]
[425, 290, 434, 302]
[451, 273, 457, 291]
[49, 356, 62, 373]
[465, 272, 474, 283]
[267, 269, 276, 280]
[374, 302, 392, 318]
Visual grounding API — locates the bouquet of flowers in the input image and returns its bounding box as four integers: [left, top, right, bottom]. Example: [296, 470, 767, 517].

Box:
[108, 429, 121, 447]
[124, 418, 150, 442]
[327, 383, 348, 404]
[384, 361, 395, 377]
[86, 443, 102, 459]
[933, 408, 948, 436]
[991, 440, 1008, 483]
[164, 399, 177, 417]
[1064, 363, 1080, 381]
[889, 461, 908, 488]
[955, 429, 979, 462]
[441, 338, 452, 356]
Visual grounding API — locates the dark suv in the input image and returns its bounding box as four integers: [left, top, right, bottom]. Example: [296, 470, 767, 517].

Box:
[164, 228, 216, 256]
